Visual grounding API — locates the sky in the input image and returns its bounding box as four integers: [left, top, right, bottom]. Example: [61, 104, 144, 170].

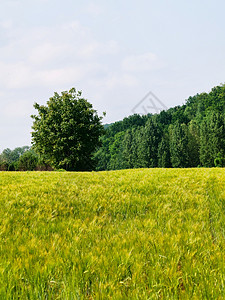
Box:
[1, 0, 225, 151]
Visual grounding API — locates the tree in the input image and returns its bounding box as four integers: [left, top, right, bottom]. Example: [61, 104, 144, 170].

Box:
[122, 129, 134, 169]
[93, 83, 225, 171]
[108, 131, 125, 170]
[0, 146, 30, 171]
[18, 151, 38, 171]
[200, 112, 225, 167]
[31, 88, 104, 171]
[187, 120, 200, 167]
[134, 127, 149, 168]
[158, 134, 171, 168]
[169, 122, 189, 168]
[144, 118, 162, 167]
[1, 148, 13, 164]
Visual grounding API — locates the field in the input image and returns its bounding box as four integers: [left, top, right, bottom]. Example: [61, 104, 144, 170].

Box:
[0, 169, 225, 299]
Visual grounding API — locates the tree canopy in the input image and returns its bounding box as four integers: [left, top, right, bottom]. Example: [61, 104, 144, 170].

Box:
[95, 84, 225, 170]
[31, 88, 104, 171]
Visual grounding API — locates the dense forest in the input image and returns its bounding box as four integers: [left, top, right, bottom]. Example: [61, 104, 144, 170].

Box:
[1, 84, 225, 171]
[94, 84, 225, 170]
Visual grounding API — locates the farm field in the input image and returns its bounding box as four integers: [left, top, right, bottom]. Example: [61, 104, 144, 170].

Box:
[0, 169, 225, 299]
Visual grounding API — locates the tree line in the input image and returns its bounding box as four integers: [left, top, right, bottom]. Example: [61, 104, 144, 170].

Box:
[94, 84, 225, 170]
[0, 146, 53, 171]
[1, 84, 225, 171]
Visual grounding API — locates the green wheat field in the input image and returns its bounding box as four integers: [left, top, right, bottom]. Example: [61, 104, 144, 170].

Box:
[0, 169, 225, 299]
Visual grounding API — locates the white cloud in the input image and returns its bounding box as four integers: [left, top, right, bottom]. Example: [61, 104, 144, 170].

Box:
[0, 60, 105, 90]
[35, 62, 103, 87]
[122, 52, 164, 72]
[0, 20, 120, 90]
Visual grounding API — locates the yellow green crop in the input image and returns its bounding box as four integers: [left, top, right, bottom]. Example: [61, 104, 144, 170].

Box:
[0, 169, 225, 299]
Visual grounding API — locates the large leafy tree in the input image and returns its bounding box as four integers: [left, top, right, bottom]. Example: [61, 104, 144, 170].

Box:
[31, 88, 104, 171]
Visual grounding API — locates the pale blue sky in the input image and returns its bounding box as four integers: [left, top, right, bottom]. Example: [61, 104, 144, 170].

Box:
[1, 0, 225, 151]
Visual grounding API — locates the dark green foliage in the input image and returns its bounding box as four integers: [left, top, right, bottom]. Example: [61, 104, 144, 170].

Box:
[144, 118, 162, 167]
[18, 151, 38, 171]
[31, 88, 104, 171]
[95, 83, 225, 170]
[214, 152, 225, 167]
[8, 163, 16, 171]
[187, 120, 200, 167]
[199, 118, 212, 167]
[200, 112, 225, 167]
[94, 136, 111, 171]
[169, 123, 189, 168]
[122, 129, 134, 169]
[133, 127, 148, 168]
[158, 135, 171, 168]
[0, 161, 9, 171]
[108, 132, 126, 170]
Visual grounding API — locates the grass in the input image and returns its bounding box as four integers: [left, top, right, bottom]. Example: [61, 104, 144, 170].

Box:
[0, 168, 225, 299]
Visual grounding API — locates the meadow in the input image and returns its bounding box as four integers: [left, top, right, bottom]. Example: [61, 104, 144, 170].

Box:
[0, 168, 225, 299]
